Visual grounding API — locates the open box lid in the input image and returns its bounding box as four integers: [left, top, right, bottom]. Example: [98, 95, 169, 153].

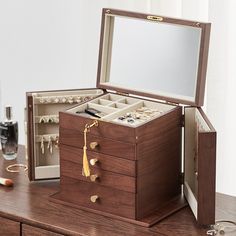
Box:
[96, 8, 211, 107]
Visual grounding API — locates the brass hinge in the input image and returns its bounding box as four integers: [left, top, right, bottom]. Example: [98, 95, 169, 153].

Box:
[181, 114, 185, 127]
[180, 172, 184, 185]
[116, 91, 129, 96]
[165, 101, 179, 106]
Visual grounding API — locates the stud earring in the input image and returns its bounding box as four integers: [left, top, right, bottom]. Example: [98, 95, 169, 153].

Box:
[54, 97, 59, 103]
[61, 97, 67, 103]
[39, 98, 45, 104]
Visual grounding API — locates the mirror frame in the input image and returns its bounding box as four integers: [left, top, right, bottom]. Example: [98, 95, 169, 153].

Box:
[96, 8, 211, 106]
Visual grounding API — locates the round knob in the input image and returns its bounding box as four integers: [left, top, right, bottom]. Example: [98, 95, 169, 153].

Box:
[90, 158, 98, 166]
[90, 142, 99, 150]
[90, 195, 99, 203]
[90, 174, 99, 182]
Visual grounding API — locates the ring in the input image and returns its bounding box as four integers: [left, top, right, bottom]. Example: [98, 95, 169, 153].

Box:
[6, 164, 28, 173]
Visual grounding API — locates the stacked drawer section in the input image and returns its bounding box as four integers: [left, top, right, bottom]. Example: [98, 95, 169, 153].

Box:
[57, 105, 183, 222]
[59, 118, 137, 218]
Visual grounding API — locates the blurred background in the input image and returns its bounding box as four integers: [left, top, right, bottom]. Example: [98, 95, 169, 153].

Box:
[0, 0, 235, 196]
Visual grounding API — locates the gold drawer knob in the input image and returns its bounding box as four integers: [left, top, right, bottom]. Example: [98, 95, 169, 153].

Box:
[90, 195, 99, 203]
[90, 158, 98, 166]
[90, 174, 99, 182]
[90, 142, 99, 150]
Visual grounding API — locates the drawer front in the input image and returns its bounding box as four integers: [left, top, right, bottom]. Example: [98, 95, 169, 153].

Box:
[60, 112, 136, 143]
[61, 159, 136, 193]
[0, 216, 20, 236]
[59, 176, 136, 219]
[60, 144, 136, 177]
[60, 127, 136, 160]
[22, 224, 62, 236]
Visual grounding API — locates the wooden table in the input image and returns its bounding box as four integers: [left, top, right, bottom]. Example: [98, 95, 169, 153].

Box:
[0, 146, 235, 236]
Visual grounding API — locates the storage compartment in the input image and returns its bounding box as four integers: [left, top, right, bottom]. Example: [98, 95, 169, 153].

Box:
[26, 89, 103, 180]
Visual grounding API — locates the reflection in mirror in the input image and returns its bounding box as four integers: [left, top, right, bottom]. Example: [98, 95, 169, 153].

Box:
[101, 16, 202, 102]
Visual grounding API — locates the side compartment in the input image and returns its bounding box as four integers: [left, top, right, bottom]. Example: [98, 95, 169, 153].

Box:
[184, 107, 216, 225]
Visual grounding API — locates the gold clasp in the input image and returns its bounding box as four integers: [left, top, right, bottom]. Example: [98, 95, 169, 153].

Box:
[147, 15, 163, 22]
[85, 120, 99, 132]
[82, 120, 99, 177]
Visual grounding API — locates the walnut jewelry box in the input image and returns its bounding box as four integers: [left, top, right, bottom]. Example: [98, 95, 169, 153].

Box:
[26, 8, 216, 227]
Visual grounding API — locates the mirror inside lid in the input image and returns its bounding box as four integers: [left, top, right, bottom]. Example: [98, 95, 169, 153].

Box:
[97, 9, 211, 106]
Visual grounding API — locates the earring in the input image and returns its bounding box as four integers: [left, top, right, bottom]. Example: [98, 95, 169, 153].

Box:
[39, 98, 45, 103]
[39, 117, 46, 123]
[61, 97, 67, 103]
[54, 136, 59, 149]
[68, 96, 73, 104]
[54, 97, 59, 103]
[47, 136, 53, 154]
[48, 117, 54, 123]
[40, 136, 45, 154]
[46, 97, 51, 103]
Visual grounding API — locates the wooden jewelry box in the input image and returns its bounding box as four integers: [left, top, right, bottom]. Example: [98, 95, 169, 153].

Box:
[51, 8, 216, 227]
[26, 89, 103, 180]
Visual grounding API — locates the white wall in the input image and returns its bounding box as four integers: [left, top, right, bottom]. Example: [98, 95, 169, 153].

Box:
[0, 0, 150, 144]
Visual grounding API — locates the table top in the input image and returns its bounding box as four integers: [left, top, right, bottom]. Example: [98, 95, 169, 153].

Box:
[0, 146, 235, 236]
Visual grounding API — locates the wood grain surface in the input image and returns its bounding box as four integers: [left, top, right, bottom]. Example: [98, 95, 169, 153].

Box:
[60, 159, 136, 193]
[60, 144, 136, 176]
[22, 224, 63, 236]
[59, 126, 136, 160]
[0, 146, 235, 236]
[0, 216, 20, 236]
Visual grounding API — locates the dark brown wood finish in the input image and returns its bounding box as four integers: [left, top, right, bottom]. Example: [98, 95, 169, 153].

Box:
[26, 93, 35, 181]
[60, 144, 136, 176]
[59, 111, 136, 143]
[0, 216, 20, 236]
[59, 127, 136, 160]
[136, 125, 182, 219]
[57, 104, 186, 226]
[0, 147, 234, 236]
[22, 224, 63, 236]
[135, 106, 182, 145]
[195, 24, 211, 107]
[96, 8, 211, 106]
[197, 108, 216, 225]
[60, 159, 136, 193]
[57, 176, 136, 219]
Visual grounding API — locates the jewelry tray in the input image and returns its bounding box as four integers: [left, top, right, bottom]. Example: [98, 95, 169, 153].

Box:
[68, 93, 176, 127]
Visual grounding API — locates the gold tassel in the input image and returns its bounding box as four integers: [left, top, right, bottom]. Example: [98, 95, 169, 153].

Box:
[82, 120, 98, 177]
[82, 126, 90, 177]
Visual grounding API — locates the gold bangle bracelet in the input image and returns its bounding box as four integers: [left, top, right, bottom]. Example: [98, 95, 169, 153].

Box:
[6, 164, 28, 173]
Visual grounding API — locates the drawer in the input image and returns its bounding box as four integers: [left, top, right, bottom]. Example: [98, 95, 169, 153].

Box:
[0, 216, 20, 236]
[60, 127, 136, 160]
[61, 159, 136, 193]
[60, 144, 136, 176]
[22, 224, 62, 236]
[59, 176, 136, 219]
[60, 112, 136, 143]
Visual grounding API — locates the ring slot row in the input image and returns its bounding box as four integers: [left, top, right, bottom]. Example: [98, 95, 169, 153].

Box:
[34, 94, 98, 105]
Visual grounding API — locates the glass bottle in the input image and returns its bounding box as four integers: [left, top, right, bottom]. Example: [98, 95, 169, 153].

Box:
[0, 106, 18, 160]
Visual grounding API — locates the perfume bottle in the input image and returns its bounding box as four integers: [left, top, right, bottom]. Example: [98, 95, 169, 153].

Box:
[0, 106, 18, 160]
